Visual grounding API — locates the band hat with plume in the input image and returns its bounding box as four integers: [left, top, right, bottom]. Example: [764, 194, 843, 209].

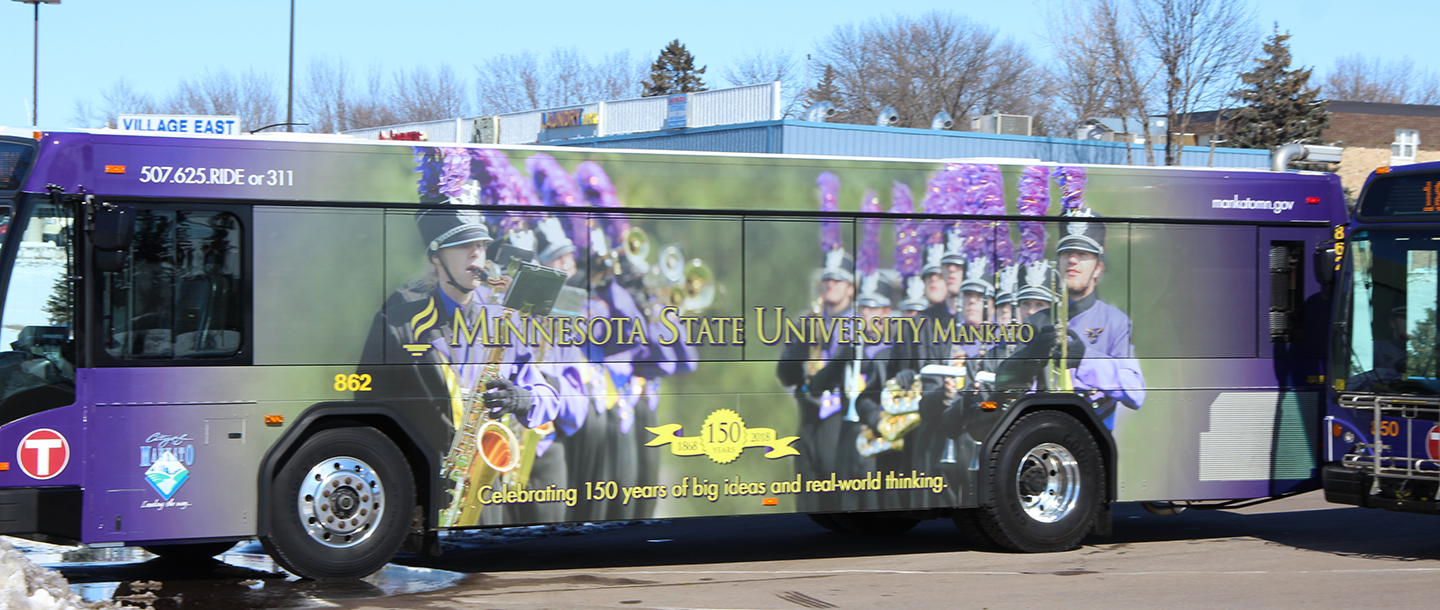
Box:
[890, 181, 929, 311]
[417, 208, 492, 252]
[1054, 167, 1104, 256]
[1015, 259, 1057, 303]
[534, 216, 576, 263]
[856, 189, 889, 308]
[996, 263, 1020, 306]
[856, 270, 897, 309]
[957, 164, 1005, 298]
[1014, 165, 1054, 304]
[525, 153, 586, 249]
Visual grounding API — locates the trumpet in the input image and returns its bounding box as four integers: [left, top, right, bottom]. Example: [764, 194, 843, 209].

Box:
[621, 226, 651, 275]
[680, 258, 715, 314]
[648, 245, 716, 315]
[1047, 261, 1075, 392]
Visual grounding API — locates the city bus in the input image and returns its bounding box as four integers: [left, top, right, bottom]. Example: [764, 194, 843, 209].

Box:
[0, 128, 1344, 579]
[1321, 160, 1440, 512]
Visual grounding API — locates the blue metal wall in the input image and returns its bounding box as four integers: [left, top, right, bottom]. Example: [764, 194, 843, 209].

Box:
[557, 120, 1270, 168]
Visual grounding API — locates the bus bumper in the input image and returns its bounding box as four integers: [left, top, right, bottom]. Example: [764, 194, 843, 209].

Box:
[0, 487, 82, 541]
[1323, 463, 1440, 514]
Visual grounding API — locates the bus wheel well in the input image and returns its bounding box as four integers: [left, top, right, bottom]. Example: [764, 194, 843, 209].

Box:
[983, 399, 1117, 507]
[261, 409, 434, 544]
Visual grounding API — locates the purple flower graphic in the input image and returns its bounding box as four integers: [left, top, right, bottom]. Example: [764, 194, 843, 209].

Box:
[818, 172, 842, 253]
[859, 189, 882, 276]
[1017, 166, 1051, 266]
[438, 147, 471, 199]
[891, 181, 922, 278]
[413, 147, 441, 198]
[1056, 166, 1088, 214]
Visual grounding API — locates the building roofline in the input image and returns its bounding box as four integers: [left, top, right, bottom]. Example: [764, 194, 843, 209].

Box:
[550, 118, 1268, 156]
[1328, 100, 1440, 118]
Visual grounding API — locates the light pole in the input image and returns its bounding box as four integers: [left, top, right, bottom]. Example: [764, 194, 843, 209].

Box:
[286, 0, 294, 132]
[13, 0, 60, 127]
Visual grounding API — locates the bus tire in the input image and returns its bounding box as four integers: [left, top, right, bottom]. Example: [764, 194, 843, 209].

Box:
[260, 426, 414, 579]
[951, 509, 999, 550]
[141, 541, 237, 560]
[975, 410, 1102, 553]
[833, 512, 921, 536]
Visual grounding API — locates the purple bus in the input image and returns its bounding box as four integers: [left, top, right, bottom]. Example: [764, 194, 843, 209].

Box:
[1322, 160, 1440, 512]
[0, 128, 1345, 579]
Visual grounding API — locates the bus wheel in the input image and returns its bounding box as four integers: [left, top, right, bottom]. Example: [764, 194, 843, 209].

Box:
[975, 411, 1102, 553]
[141, 541, 237, 560]
[834, 512, 921, 536]
[261, 426, 414, 579]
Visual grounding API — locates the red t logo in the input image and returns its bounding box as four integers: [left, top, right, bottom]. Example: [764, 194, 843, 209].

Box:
[17, 429, 69, 480]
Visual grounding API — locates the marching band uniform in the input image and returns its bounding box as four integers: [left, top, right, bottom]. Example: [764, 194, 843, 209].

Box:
[359, 210, 558, 526]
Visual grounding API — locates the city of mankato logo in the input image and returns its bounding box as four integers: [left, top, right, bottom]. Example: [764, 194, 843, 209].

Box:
[140, 433, 194, 500]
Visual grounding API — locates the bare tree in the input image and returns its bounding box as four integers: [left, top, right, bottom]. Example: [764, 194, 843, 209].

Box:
[1325, 54, 1440, 105]
[812, 11, 1044, 129]
[1134, 0, 1256, 165]
[1045, 0, 1125, 132]
[722, 47, 806, 118]
[72, 79, 161, 128]
[1100, 0, 1160, 165]
[297, 57, 403, 133]
[389, 64, 469, 123]
[474, 48, 645, 115]
[593, 50, 647, 101]
[170, 68, 282, 132]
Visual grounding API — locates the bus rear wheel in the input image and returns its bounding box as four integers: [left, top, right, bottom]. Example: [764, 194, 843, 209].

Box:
[974, 411, 1102, 553]
[261, 425, 414, 579]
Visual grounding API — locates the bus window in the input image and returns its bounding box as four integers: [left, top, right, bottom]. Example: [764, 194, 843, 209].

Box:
[1342, 233, 1440, 394]
[103, 210, 243, 360]
[0, 200, 74, 423]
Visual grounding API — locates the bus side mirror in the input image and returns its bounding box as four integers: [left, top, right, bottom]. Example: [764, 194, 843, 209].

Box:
[91, 204, 135, 251]
[1314, 241, 1338, 301]
[90, 204, 134, 273]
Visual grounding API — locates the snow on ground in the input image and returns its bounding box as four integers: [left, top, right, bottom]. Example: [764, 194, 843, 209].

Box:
[0, 538, 116, 610]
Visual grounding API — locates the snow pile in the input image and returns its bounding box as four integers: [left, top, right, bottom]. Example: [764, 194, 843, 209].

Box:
[0, 538, 116, 610]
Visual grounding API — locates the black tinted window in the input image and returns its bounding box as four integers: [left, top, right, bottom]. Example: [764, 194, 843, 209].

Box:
[105, 210, 242, 359]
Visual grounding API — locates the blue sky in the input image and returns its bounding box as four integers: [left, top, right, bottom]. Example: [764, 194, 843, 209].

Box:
[2, 0, 1433, 129]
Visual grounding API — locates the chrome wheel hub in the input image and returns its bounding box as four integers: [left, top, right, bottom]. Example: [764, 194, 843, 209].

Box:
[297, 456, 384, 548]
[1015, 442, 1080, 524]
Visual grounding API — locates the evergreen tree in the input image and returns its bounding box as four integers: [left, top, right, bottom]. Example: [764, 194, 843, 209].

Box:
[42, 275, 71, 327]
[803, 65, 846, 120]
[642, 40, 707, 97]
[1227, 25, 1329, 151]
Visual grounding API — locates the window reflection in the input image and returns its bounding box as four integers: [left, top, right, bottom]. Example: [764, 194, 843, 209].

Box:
[106, 210, 242, 359]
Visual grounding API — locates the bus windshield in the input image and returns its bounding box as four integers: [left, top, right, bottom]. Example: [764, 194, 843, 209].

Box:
[1341, 230, 1440, 395]
[0, 198, 74, 424]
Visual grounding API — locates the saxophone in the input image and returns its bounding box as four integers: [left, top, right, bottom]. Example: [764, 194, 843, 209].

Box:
[438, 312, 521, 528]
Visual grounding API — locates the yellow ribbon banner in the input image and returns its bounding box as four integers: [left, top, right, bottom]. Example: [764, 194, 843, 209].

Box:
[646, 409, 800, 464]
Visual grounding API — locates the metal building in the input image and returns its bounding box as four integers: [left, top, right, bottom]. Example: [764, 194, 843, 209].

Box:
[342, 81, 1268, 169]
[554, 119, 1269, 168]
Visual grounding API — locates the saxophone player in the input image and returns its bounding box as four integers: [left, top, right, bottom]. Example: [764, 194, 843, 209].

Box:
[359, 209, 559, 526]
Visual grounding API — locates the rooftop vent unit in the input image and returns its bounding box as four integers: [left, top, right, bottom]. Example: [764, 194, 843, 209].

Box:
[970, 113, 1033, 137]
[805, 101, 837, 123]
